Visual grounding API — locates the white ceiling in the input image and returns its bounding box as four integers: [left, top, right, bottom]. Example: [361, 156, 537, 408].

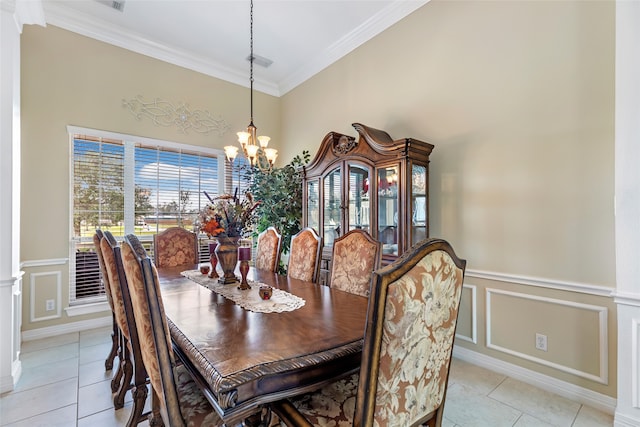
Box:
[39, 0, 428, 96]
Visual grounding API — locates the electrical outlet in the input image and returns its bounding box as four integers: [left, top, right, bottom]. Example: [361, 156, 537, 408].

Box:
[46, 299, 55, 311]
[535, 333, 548, 351]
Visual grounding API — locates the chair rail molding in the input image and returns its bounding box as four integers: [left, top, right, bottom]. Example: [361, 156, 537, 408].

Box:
[20, 258, 68, 268]
[466, 269, 614, 297]
[612, 290, 640, 308]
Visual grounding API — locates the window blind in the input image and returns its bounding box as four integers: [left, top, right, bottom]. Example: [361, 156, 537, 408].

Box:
[72, 136, 124, 302]
[70, 131, 225, 304]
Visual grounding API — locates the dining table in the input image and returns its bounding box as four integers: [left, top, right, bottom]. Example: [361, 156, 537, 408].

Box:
[156, 264, 369, 425]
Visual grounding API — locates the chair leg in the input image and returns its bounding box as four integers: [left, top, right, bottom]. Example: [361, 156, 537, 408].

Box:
[105, 314, 119, 371]
[125, 355, 149, 427]
[126, 383, 149, 427]
[114, 338, 133, 409]
[244, 407, 279, 427]
[148, 388, 164, 427]
[110, 330, 124, 393]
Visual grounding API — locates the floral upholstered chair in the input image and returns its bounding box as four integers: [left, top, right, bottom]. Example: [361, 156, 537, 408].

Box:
[100, 231, 149, 425]
[287, 227, 322, 283]
[255, 227, 282, 272]
[330, 229, 381, 297]
[92, 230, 119, 375]
[120, 233, 222, 427]
[153, 227, 198, 268]
[273, 238, 467, 427]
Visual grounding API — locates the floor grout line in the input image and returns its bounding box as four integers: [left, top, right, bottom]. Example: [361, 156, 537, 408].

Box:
[2, 327, 614, 427]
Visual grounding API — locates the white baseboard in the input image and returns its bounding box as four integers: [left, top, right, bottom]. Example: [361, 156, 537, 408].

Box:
[0, 374, 15, 394]
[0, 360, 22, 394]
[21, 316, 111, 341]
[453, 345, 617, 415]
[614, 412, 640, 427]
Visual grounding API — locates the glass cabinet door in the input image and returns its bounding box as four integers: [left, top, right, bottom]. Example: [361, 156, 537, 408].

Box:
[347, 164, 370, 233]
[323, 167, 341, 246]
[306, 180, 319, 232]
[411, 164, 427, 246]
[378, 166, 399, 256]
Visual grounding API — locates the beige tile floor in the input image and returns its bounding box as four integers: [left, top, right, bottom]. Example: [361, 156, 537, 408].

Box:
[0, 326, 614, 426]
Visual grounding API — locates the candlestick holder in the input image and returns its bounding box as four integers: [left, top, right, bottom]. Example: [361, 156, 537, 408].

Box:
[238, 260, 251, 290]
[237, 244, 251, 290]
[208, 242, 219, 279]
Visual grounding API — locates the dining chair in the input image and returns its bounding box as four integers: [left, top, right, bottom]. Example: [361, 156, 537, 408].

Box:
[287, 227, 322, 283]
[100, 231, 149, 426]
[120, 233, 223, 427]
[153, 226, 199, 268]
[273, 238, 467, 427]
[255, 226, 282, 272]
[92, 230, 120, 384]
[329, 229, 381, 297]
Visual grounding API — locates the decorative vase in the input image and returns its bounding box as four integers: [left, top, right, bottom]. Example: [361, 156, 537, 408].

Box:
[215, 237, 240, 284]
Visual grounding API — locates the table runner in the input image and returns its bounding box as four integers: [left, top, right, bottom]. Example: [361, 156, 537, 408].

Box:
[180, 270, 305, 313]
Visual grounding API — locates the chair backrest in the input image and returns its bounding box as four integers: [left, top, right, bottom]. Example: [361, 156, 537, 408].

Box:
[354, 238, 466, 426]
[255, 227, 282, 272]
[93, 230, 114, 311]
[121, 233, 185, 427]
[330, 229, 381, 297]
[99, 232, 131, 340]
[287, 227, 322, 283]
[153, 227, 198, 268]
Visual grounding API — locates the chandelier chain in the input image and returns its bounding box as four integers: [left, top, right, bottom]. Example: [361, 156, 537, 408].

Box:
[224, 0, 277, 171]
[250, 0, 254, 123]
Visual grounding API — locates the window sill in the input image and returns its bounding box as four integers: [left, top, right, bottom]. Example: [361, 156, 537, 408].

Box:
[65, 301, 110, 317]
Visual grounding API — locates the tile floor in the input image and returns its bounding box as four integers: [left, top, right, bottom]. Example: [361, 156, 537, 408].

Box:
[0, 326, 614, 426]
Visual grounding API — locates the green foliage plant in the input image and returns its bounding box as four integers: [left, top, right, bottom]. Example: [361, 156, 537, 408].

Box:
[244, 151, 310, 274]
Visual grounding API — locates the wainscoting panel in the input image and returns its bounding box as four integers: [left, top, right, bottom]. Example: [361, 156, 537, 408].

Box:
[29, 271, 62, 322]
[633, 317, 639, 408]
[455, 284, 477, 344]
[486, 288, 608, 384]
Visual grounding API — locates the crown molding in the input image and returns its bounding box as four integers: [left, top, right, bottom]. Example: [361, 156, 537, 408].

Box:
[278, 0, 430, 95]
[40, 0, 429, 97]
[41, 2, 281, 96]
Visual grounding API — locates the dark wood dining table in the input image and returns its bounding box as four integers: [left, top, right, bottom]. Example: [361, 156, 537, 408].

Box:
[157, 265, 369, 425]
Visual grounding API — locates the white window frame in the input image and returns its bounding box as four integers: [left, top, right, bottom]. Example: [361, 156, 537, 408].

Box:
[67, 125, 229, 306]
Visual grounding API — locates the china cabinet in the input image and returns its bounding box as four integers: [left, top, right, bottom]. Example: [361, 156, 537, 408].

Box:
[302, 123, 434, 286]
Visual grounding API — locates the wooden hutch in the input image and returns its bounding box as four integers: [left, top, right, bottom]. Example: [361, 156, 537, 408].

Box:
[302, 123, 434, 286]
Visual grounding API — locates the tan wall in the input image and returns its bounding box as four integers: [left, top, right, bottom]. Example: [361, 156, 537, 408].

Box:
[20, 24, 281, 332]
[279, 0, 616, 397]
[20, 0, 617, 398]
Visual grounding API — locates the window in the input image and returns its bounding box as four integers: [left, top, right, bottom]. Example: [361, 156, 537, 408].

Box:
[69, 126, 234, 304]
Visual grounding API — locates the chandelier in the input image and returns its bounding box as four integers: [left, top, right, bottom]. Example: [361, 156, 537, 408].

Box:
[224, 0, 277, 170]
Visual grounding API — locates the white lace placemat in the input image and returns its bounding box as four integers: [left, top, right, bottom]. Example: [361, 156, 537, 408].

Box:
[180, 270, 306, 313]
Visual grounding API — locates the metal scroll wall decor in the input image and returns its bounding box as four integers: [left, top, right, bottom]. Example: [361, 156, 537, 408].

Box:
[122, 95, 230, 136]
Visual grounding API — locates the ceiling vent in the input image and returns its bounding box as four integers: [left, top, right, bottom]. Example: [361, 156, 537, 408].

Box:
[247, 54, 273, 68]
[95, 0, 126, 12]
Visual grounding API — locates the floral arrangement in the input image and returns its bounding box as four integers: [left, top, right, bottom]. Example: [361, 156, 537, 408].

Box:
[195, 190, 259, 238]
